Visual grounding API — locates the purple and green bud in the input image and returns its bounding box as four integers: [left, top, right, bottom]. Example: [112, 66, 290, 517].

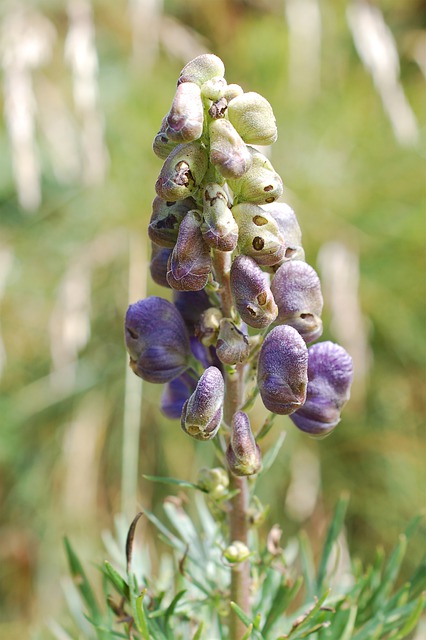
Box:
[257, 325, 308, 414]
[197, 467, 229, 499]
[271, 261, 323, 343]
[290, 341, 353, 438]
[181, 366, 224, 440]
[178, 53, 225, 86]
[161, 372, 196, 419]
[125, 296, 190, 383]
[201, 182, 238, 251]
[195, 307, 223, 346]
[148, 196, 196, 248]
[152, 116, 179, 160]
[165, 82, 204, 142]
[228, 146, 283, 205]
[149, 243, 172, 288]
[216, 318, 250, 365]
[227, 91, 277, 145]
[226, 411, 262, 476]
[262, 202, 305, 264]
[209, 119, 252, 179]
[155, 142, 208, 201]
[167, 210, 212, 291]
[230, 255, 278, 329]
[223, 541, 250, 564]
[232, 202, 285, 266]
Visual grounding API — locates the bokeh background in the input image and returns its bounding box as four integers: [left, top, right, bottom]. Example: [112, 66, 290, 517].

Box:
[0, 0, 425, 637]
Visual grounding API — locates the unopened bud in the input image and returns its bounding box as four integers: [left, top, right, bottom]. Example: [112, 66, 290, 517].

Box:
[148, 196, 195, 248]
[178, 53, 225, 86]
[230, 255, 278, 329]
[257, 325, 308, 414]
[262, 202, 305, 264]
[226, 411, 262, 476]
[167, 210, 212, 291]
[197, 467, 229, 499]
[195, 307, 223, 346]
[149, 243, 172, 288]
[166, 82, 204, 142]
[216, 318, 250, 365]
[223, 540, 250, 564]
[224, 83, 244, 102]
[271, 261, 323, 343]
[181, 366, 224, 440]
[152, 116, 179, 159]
[290, 342, 353, 438]
[201, 182, 238, 251]
[232, 202, 285, 266]
[227, 92, 277, 145]
[228, 146, 283, 205]
[161, 373, 196, 419]
[155, 142, 208, 201]
[209, 119, 252, 179]
[201, 75, 227, 101]
[125, 297, 190, 383]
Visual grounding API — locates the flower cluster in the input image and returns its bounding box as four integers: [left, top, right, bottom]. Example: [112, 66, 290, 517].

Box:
[125, 54, 353, 475]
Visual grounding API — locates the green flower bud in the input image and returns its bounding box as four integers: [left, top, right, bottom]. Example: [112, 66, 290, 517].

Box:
[232, 202, 285, 266]
[152, 116, 179, 159]
[228, 92, 277, 145]
[224, 83, 244, 102]
[209, 119, 252, 179]
[262, 202, 305, 265]
[223, 540, 250, 564]
[166, 82, 204, 142]
[201, 75, 227, 101]
[197, 467, 229, 499]
[167, 210, 212, 291]
[201, 182, 238, 251]
[148, 196, 196, 248]
[228, 146, 283, 205]
[216, 318, 250, 365]
[226, 411, 262, 477]
[195, 307, 223, 346]
[156, 142, 208, 201]
[178, 53, 225, 86]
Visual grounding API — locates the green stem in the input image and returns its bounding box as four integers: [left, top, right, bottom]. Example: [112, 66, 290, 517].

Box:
[213, 249, 251, 640]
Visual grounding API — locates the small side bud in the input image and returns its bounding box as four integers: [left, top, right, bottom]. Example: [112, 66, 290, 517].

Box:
[227, 92, 277, 145]
[226, 411, 262, 476]
[201, 182, 238, 251]
[228, 146, 283, 205]
[167, 210, 212, 291]
[155, 142, 208, 201]
[216, 318, 250, 365]
[224, 83, 244, 102]
[201, 75, 227, 101]
[148, 196, 195, 248]
[290, 342, 353, 438]
[232, 202, 285, 266]
[197, 467, 229, 499]
[195, 307, 223, 346]
[230, 255, 278, 329]
[166, 82, 204, 142]
[149, 243, 172, 288]
[125, 297, 190, 383]
[223, 540, 250, 564]
[181, 366, 225, 440]
[262, 202, 305, 265]
[209, 119, 252, 179]
[152, 116, 179, 159]
[271, 261, 323, 343]
[178, 53, 225, 86]
[257, 325, 308, 414]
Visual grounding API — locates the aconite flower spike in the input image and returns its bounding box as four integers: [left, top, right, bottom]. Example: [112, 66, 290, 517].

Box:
[209, 119, 252, 180]
[216, 318, 250, 365]
[227, 91, 278, 145]
[290, 342, 353, 438]
[227, 146, 283, 205]
[178, 53, 225, 86]
[271, 261, 324, 343]
[261, 202, 305, 265]
[148, 196, 196, 248]
[257, 325, 308, 414]
[125, 297, 190, 383]
[167, 210, 212, 291]
[226, 411, 262, 477]
[155, 142, 208, 201]
[165, 82, 204, 142]
[230, 255, 278, 329]
[232, 202, 285, 266]
[201, 182, 238, 251]
[181, 366, 225, 440]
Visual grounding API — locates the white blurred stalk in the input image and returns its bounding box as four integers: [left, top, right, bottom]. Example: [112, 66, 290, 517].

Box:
[128, 0, 163, 69]
[121, 234, 146, 518]
[347, 0, 419, 146]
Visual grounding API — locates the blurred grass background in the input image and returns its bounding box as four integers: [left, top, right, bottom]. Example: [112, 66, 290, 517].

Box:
[0, 0, 425, 637]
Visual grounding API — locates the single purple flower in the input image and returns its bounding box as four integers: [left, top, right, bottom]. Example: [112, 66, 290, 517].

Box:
[181, 366, 225, 440]
[257, 325, 308, 415]
[290, 341, 353, 438]
[226, 411, 261, 476]
[125, 296, 190, 383]
[230, 255, 278, 329]
[167, 210, 212, 291]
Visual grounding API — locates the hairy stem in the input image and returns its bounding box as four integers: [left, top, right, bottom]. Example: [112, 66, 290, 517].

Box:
[213, 249, 251, 639]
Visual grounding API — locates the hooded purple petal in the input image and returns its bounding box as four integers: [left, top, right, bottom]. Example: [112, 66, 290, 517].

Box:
[161, 372, 196, 419]
[150, 243, 172, 288]
[231, 255, 278, 329]
[167, 210, 212, 291]
[181, 366, 224, 440]
[226, 411, 262, 476]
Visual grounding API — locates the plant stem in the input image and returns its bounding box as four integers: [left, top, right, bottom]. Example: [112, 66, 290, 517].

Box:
[213, 249, 251, 639]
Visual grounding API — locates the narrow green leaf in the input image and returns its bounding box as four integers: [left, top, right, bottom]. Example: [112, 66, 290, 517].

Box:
[392, 593, 426, 640]
[241, 624, 254, 639]
[192, 621, 204, 640]
[369, 534, 407, 611]
[102, 561, 130, 600]
[230, 601, 252, 627]
[339, 605, 358, 640]
[299, 531, 316, 602]
[165, 589, 187, 627]
[286, 591, 331, 639]
[262, 576, 303, 636]
[143, 508, 186, 553]
[143, 474, 208, 492]
[316, 494, 349, 593]
[63, 537, 101, 624]
[135, 590, 151, 639]
[258, 431, 286, 478]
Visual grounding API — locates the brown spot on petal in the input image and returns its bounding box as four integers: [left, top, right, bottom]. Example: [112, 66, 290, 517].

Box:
[264, 185, 273, 192]
[253, 215, 268, 226]
[252, 236, 265, 250]
[257, 291, 267, 306]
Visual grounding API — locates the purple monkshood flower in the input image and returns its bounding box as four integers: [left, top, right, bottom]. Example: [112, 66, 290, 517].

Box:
[181, 366, 224, 440]
[125, 296, 190, 383]
[226, 411, 261, 476]
[290, 341, 353, 438]
[161, 372, 196, 419]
